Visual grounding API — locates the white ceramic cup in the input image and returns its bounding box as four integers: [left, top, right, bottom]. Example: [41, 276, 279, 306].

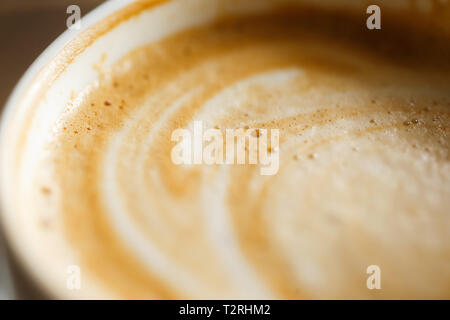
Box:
[0, 0, 448, 299]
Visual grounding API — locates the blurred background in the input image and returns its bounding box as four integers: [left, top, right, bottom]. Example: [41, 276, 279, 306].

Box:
[0, 0, 105, 300]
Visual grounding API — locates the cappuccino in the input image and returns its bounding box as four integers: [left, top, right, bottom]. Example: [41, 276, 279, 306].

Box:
[1, 0, 450, 299]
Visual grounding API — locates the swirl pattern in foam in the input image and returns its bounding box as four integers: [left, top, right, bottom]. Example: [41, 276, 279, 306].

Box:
[3, 6, 450, 299]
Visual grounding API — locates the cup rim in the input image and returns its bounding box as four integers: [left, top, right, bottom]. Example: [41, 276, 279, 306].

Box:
[0, 0, 163, 299]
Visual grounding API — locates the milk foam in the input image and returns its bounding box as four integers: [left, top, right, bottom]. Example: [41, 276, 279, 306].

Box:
[2, 4, 450, 299]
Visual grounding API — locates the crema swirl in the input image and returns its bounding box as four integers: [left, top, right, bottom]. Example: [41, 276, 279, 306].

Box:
[2, 3, 450, 299]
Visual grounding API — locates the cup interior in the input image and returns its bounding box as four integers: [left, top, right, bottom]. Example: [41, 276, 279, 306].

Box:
[1, 0, 449, 298]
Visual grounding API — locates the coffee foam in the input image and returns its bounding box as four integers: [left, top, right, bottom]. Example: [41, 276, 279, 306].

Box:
[3, 3, 450, 298]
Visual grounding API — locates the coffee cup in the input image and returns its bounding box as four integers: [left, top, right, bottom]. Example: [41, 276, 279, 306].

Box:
[1, 0, 449, 299]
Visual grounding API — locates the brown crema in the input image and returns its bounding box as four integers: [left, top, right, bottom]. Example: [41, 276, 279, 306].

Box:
[41, 6, 450, 298]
